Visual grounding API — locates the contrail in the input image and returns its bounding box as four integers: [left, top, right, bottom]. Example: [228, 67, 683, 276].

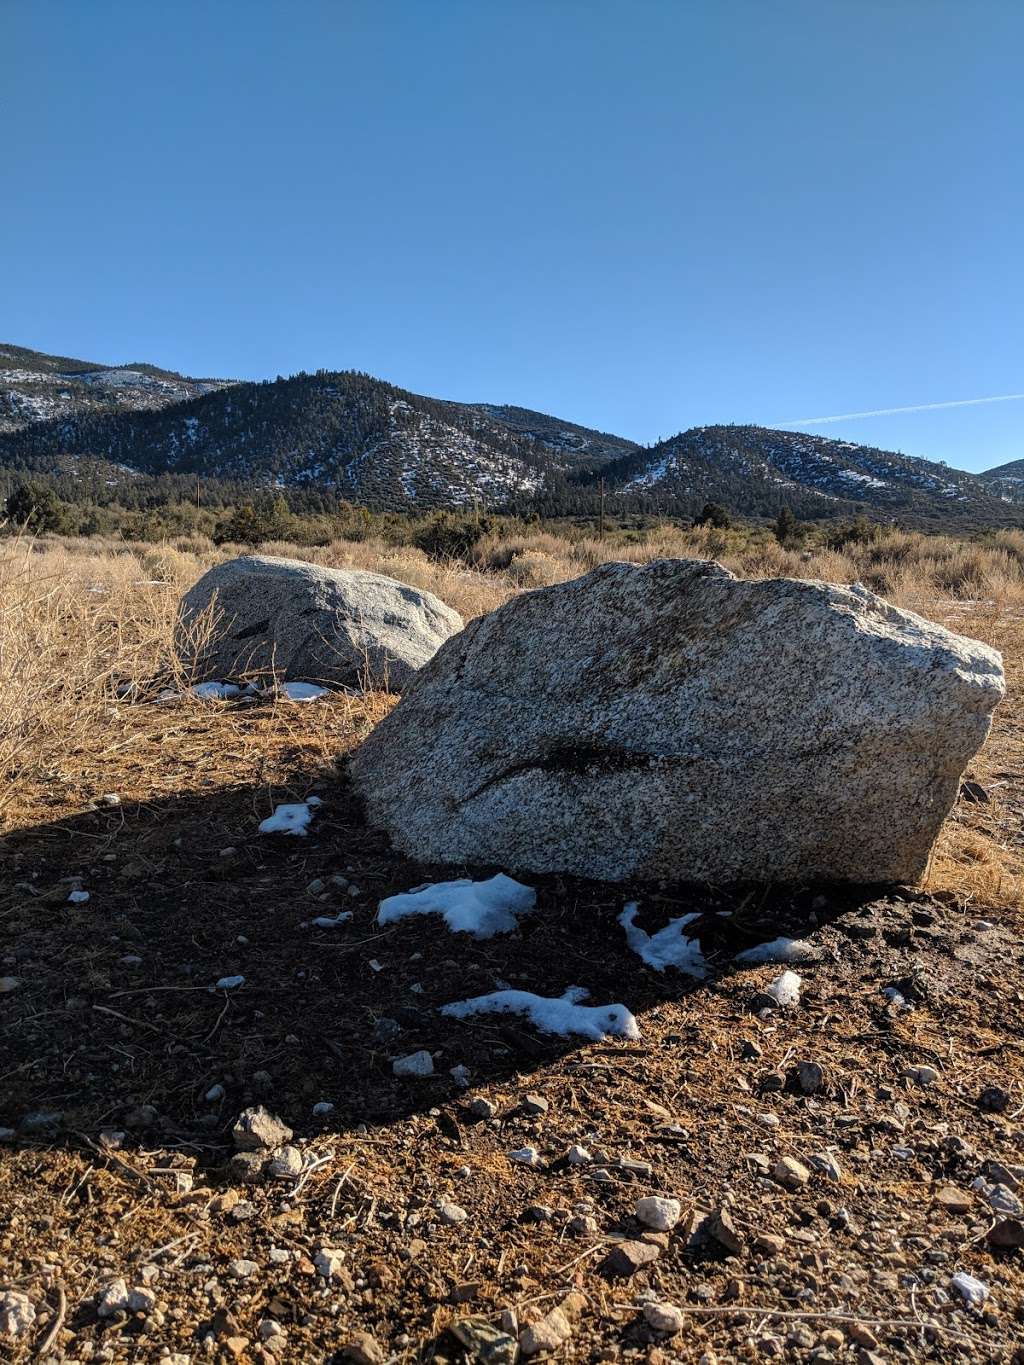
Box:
[776, 393, 1024, 426]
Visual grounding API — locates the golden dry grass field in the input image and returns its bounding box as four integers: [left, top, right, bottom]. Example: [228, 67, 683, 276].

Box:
[1, 528, 1023, 1364]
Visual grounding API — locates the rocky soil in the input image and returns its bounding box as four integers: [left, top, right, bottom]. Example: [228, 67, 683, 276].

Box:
[1, 616, 1022, 1364]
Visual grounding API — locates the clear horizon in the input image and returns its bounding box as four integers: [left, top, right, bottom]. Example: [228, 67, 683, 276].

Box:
[4, 0, 1021, 474]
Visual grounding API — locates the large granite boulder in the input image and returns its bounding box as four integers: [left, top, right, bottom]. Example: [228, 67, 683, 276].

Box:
[351, 559, 1004, 883]
[177, 555, 463, 693]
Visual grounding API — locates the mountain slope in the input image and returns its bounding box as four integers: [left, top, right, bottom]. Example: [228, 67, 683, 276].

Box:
[463, 403, 638, 469]
[0, 369, 589, 510]
[980, 457, 1024, 505]
[594, 424, 1015, 528]
[1, 343, 1018, 527]
[0, 343, 233, 434]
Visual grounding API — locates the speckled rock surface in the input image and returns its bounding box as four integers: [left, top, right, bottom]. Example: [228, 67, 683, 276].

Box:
[177, 555, 463, 693]
[350, 558, 1004, 882]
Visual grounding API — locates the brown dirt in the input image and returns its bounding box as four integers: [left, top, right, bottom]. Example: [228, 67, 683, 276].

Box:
[1, 608, 1023, 1364]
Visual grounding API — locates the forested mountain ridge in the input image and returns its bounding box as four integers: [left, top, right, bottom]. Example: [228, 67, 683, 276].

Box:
[0, 343, 1018, 528]
[586, 424, 1016, 529]
[0, 367, 601, 510]
[979, 456, 1024, 506]
[0, 343, 233, 434]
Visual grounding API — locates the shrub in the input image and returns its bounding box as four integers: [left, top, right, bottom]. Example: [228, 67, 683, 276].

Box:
[414, 511, 495, 561]
[4, 482, 70, 534]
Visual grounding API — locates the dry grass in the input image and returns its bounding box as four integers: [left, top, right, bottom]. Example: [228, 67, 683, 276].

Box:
[2, 527, 1022, 905]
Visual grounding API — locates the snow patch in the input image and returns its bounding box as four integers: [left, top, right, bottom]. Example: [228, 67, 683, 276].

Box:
[440, 986, 639, 1041]
[766, 970, 802, 1006]
[259, 797, 322, 837]
[619, 902, 705, 977]
[735, 937, 818, 964]
[279, 682, 329, 702]
[378, 874, 536, 939]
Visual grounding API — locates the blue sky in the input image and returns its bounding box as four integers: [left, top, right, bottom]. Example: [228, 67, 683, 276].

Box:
[3, 1, 1021, 472]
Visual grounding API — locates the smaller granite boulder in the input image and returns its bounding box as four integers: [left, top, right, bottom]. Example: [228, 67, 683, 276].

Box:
[177, 555, 462, 693]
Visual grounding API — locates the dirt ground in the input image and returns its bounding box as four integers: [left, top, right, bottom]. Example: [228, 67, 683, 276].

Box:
[1, 606, 1023, 1365]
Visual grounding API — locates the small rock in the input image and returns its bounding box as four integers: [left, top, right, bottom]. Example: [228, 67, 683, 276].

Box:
[644, 1301, 684, 1335]
[847, 1324, 879, 1349]
[635, 1196, 681, 1231]
[903, 1065, 939, 1087]
[619, 1157, 654, 1179]
[205, 1083, 226, 1102]
[215, 974, 245, 990]
[450, 1064, 472, 1087]
[312, 1101, 335, 1115]
[519, 1307, 572, 1355]
[342, 1332, 385, 1365]
[772, 1157, 810, 1189]
[950, 1271, 988, 1306]
[469, 1097, 498, 1119]
[0, 977, 20, 994]
[808, 1151, 843, 1182]
[233, 1106, 293, 1152]
[935, 1186, 973, 1215]
[96, 1278, 131, 1317]
[605, 1239, 660, 1276]
[509, 1146, 541, 1167]
[987, 1218, 1024, 1249]
[230, 1200, 257, 1222]
[522, 1093, 549, 1115]
[229, 1151, 267, 1183]
[127, 1286, 157, 1314]
[567, 1144, 591, 1165]
[0, 1291, 36, 1338]
[569, 1214, 598, 1236]
[449, 1318, 518, 1365]
[268, 1146, 304, 1179]
[438, 1201, 468, 1225]
[794, 1060, 824, 1094]
[707, 1207, 744, 1255]
[393, 1050, 434, 1078]
[978, 1085, 1010, 1113]
[315, 1248, 347, 1279]
[227, 1259, 259, 1280]
[754, 1233, 786, 1255]
[372, 1017, 401, 1044]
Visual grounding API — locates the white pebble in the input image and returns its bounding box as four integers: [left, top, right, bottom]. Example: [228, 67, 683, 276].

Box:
[392, 1050, 434, 1078]
[635, 1195, 681, 1231]
[951, 1271, 989, 1306]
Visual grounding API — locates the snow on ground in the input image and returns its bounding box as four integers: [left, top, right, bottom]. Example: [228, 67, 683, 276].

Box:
[378, 874, 536, 939]
[766, 970, 802, 1006]
[190, 681, 248, 701]
[258, 797, 322, 837]
[279, 682, 329, 702]
[440, 986, 639, 1041]
[619, 902, 706, 977]
[735, 937, 819, 964]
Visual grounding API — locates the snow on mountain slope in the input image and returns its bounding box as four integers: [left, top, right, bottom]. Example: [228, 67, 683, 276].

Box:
[980, 457, 1024, 505]
[0, 344, 233, 434]
[601, 424, 1010, 526]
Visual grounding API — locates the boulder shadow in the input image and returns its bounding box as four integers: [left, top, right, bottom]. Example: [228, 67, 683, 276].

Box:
[0, 762, 896, 1171]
